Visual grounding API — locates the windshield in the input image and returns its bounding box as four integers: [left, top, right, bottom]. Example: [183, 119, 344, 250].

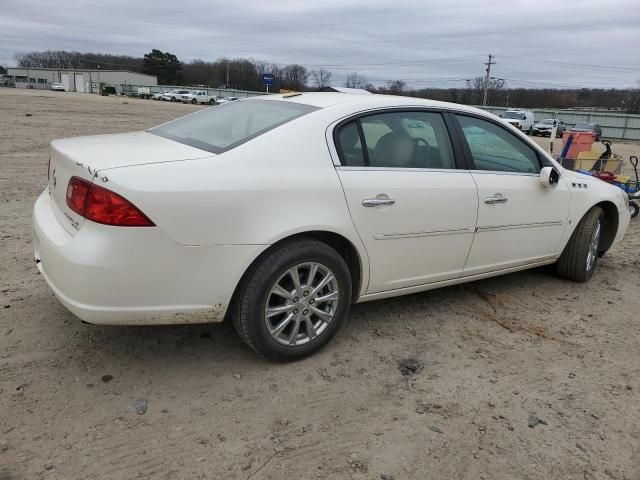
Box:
[574, 122, 592, 129]
[149, 100, 318, 153]
[539, 119, 554, 124]
[502, 112, 524, 120]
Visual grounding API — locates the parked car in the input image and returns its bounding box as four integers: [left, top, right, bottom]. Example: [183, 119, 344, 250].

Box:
[216, 96, 239, 105]
[570, 122, 602, 141]
[33, 93, 630, 360]
[151, 92, 164, 100]
[500, 109, 535, 133]
[532, 118, 566, 137]
[50, 83, 65, 92]
[181, 90, 216, 105]
[161, 89, 191, 102]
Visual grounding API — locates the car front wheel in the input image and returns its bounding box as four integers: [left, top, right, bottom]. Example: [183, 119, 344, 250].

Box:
[556, 207, 604, 282]
[232, 238, 352, 361]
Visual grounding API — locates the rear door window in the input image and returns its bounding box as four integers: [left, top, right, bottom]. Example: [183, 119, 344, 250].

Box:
[336, 111, 456, 169]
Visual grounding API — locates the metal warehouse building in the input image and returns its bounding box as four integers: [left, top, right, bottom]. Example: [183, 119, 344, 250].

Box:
[6, 68, 157, 93]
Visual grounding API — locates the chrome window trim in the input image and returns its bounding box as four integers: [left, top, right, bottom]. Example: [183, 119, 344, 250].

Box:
[335, 166, 471, 174]
[468, 170, 540, 177]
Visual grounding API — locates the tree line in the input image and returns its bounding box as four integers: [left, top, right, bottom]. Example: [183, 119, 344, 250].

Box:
[10, 49, 640, 113]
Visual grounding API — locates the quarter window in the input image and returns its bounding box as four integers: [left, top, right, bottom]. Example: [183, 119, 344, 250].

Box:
[456, 115, 541, 174]
[337, 111, 455, 169]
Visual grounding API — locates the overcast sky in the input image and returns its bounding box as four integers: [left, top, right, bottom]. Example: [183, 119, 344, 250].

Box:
[2, 0, 640, 89]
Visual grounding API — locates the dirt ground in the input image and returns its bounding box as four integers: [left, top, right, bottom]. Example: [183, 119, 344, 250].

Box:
[1, 88, 639, 480]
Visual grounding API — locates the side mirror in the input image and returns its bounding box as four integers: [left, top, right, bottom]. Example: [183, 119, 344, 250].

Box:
[540, 166, 560, 188]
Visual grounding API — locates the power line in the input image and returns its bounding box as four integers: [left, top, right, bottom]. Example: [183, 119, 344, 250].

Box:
[499, 54, 640, 72]
[302, 55, 484, 69]
[500, 77, 613, 89]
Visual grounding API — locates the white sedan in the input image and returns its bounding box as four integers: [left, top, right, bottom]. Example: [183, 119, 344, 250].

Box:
[216, 96, 239, 104]
[33, 93, 631, 360]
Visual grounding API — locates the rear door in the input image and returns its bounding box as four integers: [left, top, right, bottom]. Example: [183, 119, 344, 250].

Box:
[334, 109, 479, 294]
[452, 113, 570, 275]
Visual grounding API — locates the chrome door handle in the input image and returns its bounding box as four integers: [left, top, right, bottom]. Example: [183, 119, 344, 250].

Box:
[484, 194, 508, 205]
[362, 198, 396, 207]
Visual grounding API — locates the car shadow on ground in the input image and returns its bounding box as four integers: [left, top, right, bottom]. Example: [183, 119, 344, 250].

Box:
[53, 265, 557, 373]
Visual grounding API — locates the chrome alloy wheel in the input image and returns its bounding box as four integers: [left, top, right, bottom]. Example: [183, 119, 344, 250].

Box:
[586, 220, 601, 272]
[264, 262, 339, 346]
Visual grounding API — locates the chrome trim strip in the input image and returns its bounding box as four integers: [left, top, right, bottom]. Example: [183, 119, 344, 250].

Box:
[470, 170, 540, 177]
[477, 221, 563, 232]
[336, 166, 469, 173]
[373, 227, 475, 240]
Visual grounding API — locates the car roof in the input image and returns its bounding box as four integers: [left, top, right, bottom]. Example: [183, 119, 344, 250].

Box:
[256, 92, 489, 116]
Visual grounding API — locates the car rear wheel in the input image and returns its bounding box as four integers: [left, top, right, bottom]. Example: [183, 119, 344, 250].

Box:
[209, 99, 215, 105]
[556, 207, 604, 282]
[191, 98, 197, 104]
[232, 238, 352, 361]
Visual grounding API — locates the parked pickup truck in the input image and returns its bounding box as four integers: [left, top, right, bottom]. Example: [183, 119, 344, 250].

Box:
[137, 87, 152, 99]
[161, 89, 191, 102]
[181, 90, 216, 105]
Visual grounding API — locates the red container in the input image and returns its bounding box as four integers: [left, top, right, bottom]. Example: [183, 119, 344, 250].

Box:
[561, 131, 596, 159]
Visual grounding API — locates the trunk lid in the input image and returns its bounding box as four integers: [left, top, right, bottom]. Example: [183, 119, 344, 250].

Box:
[47, 131, 213, 235]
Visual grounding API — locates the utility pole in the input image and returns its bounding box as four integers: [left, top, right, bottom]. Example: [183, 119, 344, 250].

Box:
[482, 54, 496, 106]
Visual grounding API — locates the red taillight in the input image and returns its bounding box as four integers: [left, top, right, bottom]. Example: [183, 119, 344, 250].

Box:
[65, 177, 154, 227]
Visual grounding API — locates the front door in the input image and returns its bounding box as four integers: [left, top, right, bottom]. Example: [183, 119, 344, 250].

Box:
[453, 114, 570, 275]
[334, 110, 479, 293]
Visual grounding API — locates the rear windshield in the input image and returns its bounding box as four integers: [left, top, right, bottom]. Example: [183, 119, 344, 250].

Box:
[503, 111, 524, 119]
[149, 100, 318, 153]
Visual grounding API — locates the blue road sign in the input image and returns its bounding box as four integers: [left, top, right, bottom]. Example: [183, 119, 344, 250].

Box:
[262, 73, 273, 86]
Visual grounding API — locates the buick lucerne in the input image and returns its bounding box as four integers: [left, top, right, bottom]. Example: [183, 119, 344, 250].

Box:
[33, 93, 631, 360]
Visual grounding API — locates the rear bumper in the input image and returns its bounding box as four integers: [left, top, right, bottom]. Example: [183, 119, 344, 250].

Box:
[33, 189, 265, 325]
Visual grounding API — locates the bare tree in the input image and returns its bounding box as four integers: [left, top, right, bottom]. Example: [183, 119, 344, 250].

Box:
[345, 72, 368, 89]
[281, 64, 309, 91]
[386, 80, 407, 95]
[310, 69, 332, 89]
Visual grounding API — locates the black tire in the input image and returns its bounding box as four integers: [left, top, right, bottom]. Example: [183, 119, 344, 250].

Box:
[630, 201, 639, 219]
[232, 238, 352, 361]
[209, 99, 215, 105]
[191, 98, 197, 104]
[556, 207, 604, 282]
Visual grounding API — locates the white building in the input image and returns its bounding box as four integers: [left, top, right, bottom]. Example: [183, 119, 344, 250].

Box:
[6, 67, 157, 92]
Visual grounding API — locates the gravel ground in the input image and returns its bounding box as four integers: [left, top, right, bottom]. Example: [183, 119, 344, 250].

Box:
[1, 88, 639, 480]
